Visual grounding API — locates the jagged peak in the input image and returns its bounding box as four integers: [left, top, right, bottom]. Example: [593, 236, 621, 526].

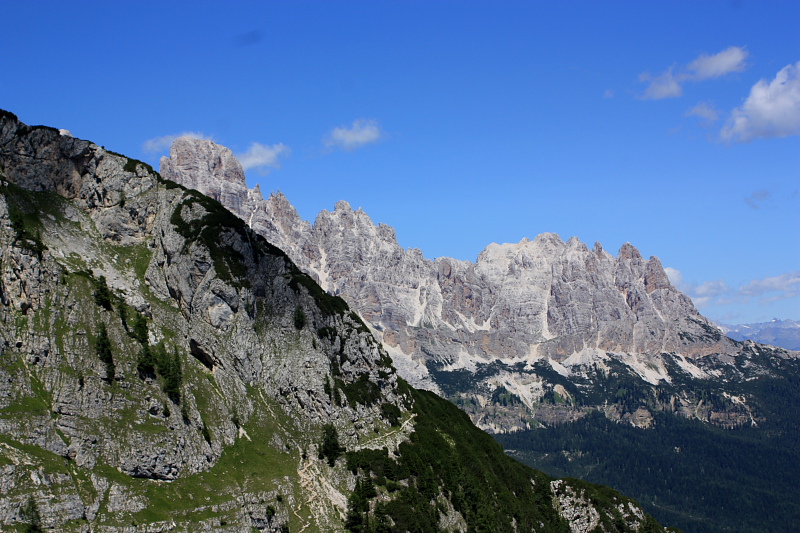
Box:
[592, 241, 613, 259]
[532, 232, 564, 246]
[565, 235, 589, 253]
[618, 242, 642, 260]
[334, 199, 352, 211]
[161, 136, 246, 188]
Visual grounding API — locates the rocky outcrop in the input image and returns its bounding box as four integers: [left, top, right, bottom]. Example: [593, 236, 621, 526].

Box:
[0, 111, 403, 531]
[161, 136, 797, 434]
[0, 111, 671, 532]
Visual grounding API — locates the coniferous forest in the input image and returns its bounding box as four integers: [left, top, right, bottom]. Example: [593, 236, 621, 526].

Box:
[497, 371, 800, 533]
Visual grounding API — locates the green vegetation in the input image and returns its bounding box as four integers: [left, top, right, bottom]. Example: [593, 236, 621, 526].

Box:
[6, 199, 46, 258]
[339, 374, 381, 407]
[131, 312, 148, 344]
[137, 342, 183, 404]
[342, 388, 669, 533]
[95, 322, 115, 382]
[498, 374, 800, 533]
[318, 424, 343, 466]
[345, 476, 378, 533]
[379, 403, 401, 427]
[288, 267, 349, 317]
[92, 275, 113, 311]
[170, 191, 250, 287]
[293, 306, 306, 330]
[131, 312, 183, 404]
[20, 496, 43, 533]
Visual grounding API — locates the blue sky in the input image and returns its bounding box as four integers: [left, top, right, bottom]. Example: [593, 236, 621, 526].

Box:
[1, 1, 798, 324]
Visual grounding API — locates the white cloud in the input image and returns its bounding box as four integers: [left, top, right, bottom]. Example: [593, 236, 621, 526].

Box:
[143, 132, 211, 154]
[324, 119, 384, 151]
[236, 142, 290, 173]
[720, 61, 800, 142]
[739, 271, 800, 300]
[687, 46, 748, 81]
[664, 267, 683, 287]
[639, 46, 749, 100]
[639, 68, 682, 100]
[685, 102, 719, 124]
[666, 269, 731, 309]
[603, 89, 615, 99]
[668, 269, 800, 318]
[691, 280, 731, 308]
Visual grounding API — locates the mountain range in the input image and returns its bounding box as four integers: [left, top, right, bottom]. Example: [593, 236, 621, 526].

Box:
[159, 135, 800, 533]
[0, 111, 680, 532]
[716, 318, 800, 351]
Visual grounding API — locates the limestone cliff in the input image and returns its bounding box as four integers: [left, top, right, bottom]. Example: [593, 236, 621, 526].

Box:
[161, 136, 797, 434]
[0, 111, 671, 532]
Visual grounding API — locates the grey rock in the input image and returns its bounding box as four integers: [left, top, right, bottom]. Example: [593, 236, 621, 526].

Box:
[160, 136, 798, 434]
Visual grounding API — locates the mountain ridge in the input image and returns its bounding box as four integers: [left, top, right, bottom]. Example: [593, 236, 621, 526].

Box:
[161, 136, 796, 434]
[0, 109, 674, 532]
[716, 318, 800, 351]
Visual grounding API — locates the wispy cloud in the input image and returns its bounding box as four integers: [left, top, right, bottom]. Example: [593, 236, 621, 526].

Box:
[143, 132, 212, 154]
[639, 46, 748, 100]
[324, 119, 384, 151]
[639, 68, 682, 100]
[236, 142, 290, 173]
[691, 280, 731, 308]
[744, 190, 770, 209]
[739, 271, 800, 302]
[685, 102, 720, 125]
[664, 267, 683, 287]
[665, 267, 730, 307]
[667, 267, 800, 310]
[686, 46, 748, 81]
[720, 61, 800, 142]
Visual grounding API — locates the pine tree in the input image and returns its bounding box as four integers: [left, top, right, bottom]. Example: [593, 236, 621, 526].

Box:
[95, 322, 115, 381]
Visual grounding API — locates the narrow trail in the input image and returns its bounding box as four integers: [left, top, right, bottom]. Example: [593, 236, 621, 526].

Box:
[356, 413, 416, 451]
[294, 456, 347, 533]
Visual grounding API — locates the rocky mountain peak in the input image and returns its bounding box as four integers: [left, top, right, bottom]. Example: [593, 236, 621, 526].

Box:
[161, 136, 245, 186]
[618, 241, 643, 260]
[157, 134, 796, 437]
[0, 109, 677, 533]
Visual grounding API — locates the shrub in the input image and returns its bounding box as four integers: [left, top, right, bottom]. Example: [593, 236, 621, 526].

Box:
[93, 275, 113, 311]
[95, 322, 115, 382]
[131, 313, 148, 344]
[318, 424, 343, 466]
[341, 373, 381, 407]
[381, 403, 402, 427]
[136, 343, 182, 404]
[20, 496, 43, 533]
[294, 306, 306, 330]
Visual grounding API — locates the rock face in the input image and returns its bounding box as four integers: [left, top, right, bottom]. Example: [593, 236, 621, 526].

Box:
[0, 110, 670, 532]
[161, 136, 798, 433]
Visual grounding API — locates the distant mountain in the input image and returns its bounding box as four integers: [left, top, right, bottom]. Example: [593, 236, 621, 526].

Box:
[716, 318, 800, 351]
[161, 135, 800, 533]
[161, 136, 795, 432]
